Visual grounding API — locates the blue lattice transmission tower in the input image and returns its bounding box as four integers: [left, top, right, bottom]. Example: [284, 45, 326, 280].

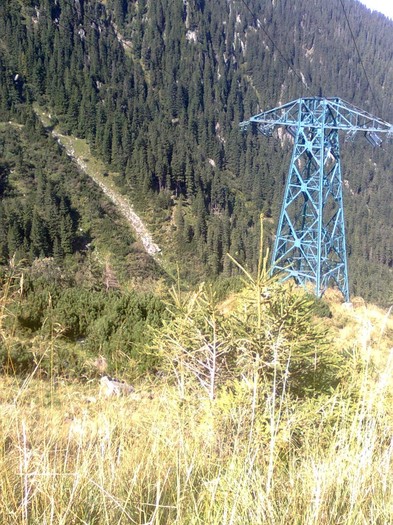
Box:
[241, 97, 392, 301]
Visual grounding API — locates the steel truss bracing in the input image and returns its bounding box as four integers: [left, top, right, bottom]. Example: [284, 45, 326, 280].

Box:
[241, 97, 393, 301]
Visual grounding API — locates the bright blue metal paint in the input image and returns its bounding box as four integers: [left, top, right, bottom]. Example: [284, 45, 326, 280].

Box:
[240, 97, 392, 301]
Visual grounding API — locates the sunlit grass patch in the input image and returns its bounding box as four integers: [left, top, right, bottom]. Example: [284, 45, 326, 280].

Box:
[1, 364, 393, 524]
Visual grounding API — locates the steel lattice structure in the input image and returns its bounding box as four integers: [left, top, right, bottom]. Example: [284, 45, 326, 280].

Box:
[241, 97, 393, 301]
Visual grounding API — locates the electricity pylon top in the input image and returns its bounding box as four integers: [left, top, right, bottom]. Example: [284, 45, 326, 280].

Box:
[241, 97, 393, 301]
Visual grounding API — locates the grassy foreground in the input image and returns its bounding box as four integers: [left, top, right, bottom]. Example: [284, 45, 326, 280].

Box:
[1, 344, 393, 524]
[2, 237, 393, 523]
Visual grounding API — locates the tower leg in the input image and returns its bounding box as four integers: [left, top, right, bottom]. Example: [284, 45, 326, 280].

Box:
[271, 100, 349, 301]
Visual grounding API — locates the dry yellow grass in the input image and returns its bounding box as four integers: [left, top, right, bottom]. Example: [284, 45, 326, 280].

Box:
[1, 348, 393, 525]
[327, 294, 393, 370]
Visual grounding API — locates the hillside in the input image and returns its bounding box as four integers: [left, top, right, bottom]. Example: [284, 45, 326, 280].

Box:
[0, 0, 393, 304]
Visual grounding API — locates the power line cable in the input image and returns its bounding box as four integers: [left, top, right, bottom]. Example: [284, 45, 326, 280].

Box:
[238, 0, 317, 98]
[338, 0, 382, 116]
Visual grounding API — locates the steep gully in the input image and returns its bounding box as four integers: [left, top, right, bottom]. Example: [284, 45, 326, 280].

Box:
[52, 129, 161, 258]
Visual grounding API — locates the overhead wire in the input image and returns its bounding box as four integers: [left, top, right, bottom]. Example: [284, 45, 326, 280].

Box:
[338, 3, 392, 151]
[338, 0, 382, 116]
[43, 0, 316, 94]
[38, 0, 391, 134]
[240, 0, 387, 123]
[239, 0, 390, 148]
[238, 0, 317, 98]
[340, 0, 393, 153]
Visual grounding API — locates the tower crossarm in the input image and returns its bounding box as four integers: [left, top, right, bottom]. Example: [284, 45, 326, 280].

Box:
[325, 98, 393, 132]
[240, 97, 393, 135]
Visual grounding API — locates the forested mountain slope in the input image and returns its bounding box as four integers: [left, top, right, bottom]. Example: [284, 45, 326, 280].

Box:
[1, 0, 393, 303]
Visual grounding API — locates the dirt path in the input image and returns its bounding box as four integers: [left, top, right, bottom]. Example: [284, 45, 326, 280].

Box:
[50, 130, 161, 258]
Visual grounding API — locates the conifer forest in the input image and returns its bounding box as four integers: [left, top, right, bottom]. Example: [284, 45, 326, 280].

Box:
[1, 0, 393, 300]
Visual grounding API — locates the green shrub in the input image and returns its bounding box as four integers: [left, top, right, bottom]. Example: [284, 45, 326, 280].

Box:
[154, 279, 341, 400]
[154, 222, 342, 400]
